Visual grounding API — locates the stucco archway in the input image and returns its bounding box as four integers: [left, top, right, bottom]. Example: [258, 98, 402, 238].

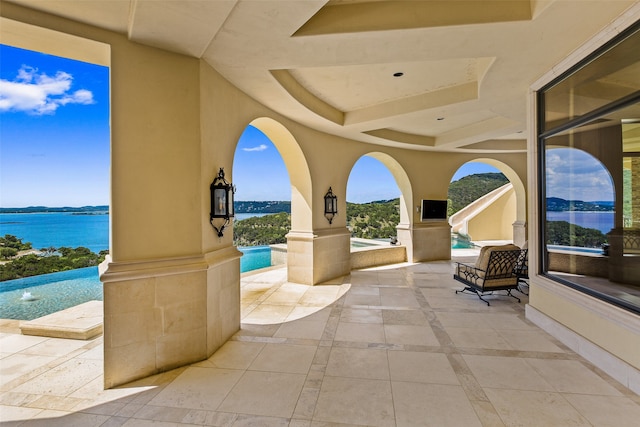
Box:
[347, 152, 413, 228]
[448, 158, 527, 246]
[244, 117, 313, 232]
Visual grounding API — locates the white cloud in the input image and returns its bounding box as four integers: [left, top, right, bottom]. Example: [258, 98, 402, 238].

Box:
[242, 144, 268, 152]
[546, 148, 614, 201]
[0, 65, 94, 115]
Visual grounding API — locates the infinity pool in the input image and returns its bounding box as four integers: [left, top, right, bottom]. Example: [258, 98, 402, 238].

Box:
[0, 267, 102, 320]
[0, 246, 272, 320]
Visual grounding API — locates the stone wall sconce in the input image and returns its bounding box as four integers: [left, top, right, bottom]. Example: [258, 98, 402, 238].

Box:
[324, 187, 338, 224]
[210, 168, 235, 237]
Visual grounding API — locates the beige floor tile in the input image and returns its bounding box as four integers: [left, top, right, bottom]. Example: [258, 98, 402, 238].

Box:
[325, 347, 389, 380]
[263, 283, 308, 305]
[292, 306, 332, 322]
[526, 358, 624, 395]
[0, 333, 48, 353]
[313, 376, 395, 427]
[132, 404, 191, 422]
[463, 355, 554, 391]
[339, 308, 383, 324]
[13, 358, 104, 397]
[484, 388, 591, 427]
[382, 309, 428, 326]
[248, 343, 316, 374]
[68, 376, 155, 404]
[148, 367, 243, 411]
[0, 404, 43, 424]
[446, 327, 513, 350]
[379, 288, 420, 308]
[563, 393, 640, 426]
[231, 414, 291, 426]
[497, 330, 566, 353]
[342, 293, 381, 307]
[0, 353, 57, 389]
[241, 304, 294, 325]
[77, 343, 104, 360]
[347, 286, 380, 296]
[0, 260, 638, 427]
[334, 322, 385, 343]
[29, 408, 110, 426]
[391, 381, 482, 427]
[481, 313, 536, 330]
[218, 371, 305, 418]
[435, 312, 492, 329]
[388, 351, 459, 385]
[384, 324, 439, 346]
[274, 320, 326, 340]
[424, 295, 482, 310]
[19, 337, 89, 357]
[199, 341, 265, 370]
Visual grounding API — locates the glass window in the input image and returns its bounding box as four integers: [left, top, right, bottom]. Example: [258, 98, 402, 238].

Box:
[538, 22, 640, 314]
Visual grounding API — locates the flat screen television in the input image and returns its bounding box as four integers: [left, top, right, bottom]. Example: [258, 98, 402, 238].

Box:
[421, 199, 448, 221]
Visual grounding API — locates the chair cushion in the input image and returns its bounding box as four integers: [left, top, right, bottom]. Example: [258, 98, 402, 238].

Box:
[475, 244, 520, 270]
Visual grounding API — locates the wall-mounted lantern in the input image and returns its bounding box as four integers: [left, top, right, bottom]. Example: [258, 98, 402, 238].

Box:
[324, 187, 338, 224]
[210, 168, 235, 237]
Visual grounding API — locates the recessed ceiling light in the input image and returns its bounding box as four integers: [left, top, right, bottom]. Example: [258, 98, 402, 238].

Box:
[393, 72, 404, 77]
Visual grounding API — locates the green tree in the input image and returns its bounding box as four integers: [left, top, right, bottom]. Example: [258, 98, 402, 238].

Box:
[448, 172, 509, 214]
[0, 247, 18, 259]
[0, 234, 32, 251]
[0, 240, 107, 281]
[546, 221, 607, 248]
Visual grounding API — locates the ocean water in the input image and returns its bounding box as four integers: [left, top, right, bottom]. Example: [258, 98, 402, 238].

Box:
[0, 212, 109, 253]
[0, 267, 102, 320]
[546, 211, 614, 234]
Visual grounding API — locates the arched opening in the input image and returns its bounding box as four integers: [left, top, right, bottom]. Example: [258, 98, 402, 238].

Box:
[544, 147, 614, 250]
[232, 125, 290, 273]
[233, 118, 313, 283]
[346, 152, 412, 267]
[0, 41, 110, 318]
[448, 159, 526, 247]
[346, 155, 403, 241]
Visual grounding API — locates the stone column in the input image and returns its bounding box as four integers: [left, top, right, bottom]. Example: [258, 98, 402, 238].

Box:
[286, 228, 351, 285]
[397, 222, 451, 262]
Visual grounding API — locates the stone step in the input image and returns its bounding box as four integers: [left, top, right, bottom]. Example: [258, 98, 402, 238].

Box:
[20, 300, 103, 340]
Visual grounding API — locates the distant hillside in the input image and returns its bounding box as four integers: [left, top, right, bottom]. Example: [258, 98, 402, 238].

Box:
[233, 173, 515, 245]
[546, 197, 613, 212]
[347, 199, 399, 239]
[234, 212, 290, 246]
[234, 201, 290, 214]
[447, 173, 509, 214]
[0, 206, 109, 214]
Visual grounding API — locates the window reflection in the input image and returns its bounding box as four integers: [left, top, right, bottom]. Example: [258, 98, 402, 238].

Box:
[538, 23, 640, 314]
[542, 26, 640, 132]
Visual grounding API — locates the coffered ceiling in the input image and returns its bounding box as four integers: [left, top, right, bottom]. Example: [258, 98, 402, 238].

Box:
[4, 0, 638, 153]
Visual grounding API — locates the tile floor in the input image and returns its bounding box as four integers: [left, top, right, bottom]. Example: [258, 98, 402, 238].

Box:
[1, 257, 640, 426]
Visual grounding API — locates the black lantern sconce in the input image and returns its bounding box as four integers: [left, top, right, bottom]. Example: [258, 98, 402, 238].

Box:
[210, 168, 235, 237]
[324, 187, 338, 224]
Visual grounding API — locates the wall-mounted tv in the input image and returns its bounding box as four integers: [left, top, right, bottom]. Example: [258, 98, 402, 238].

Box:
[421, 199, 448, 221]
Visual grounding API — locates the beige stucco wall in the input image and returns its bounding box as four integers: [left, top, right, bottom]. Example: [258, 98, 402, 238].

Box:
[1, 1, 530, 387]
[526, 5, 640, 392]
[467, 187, 517, 241]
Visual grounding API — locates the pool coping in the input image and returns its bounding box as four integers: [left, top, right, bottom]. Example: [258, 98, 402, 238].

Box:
[19, 300, 103, 340]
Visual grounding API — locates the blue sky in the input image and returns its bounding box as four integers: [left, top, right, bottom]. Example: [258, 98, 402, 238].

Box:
[1, 44, 517, 207]
[1, 44, 110, 207]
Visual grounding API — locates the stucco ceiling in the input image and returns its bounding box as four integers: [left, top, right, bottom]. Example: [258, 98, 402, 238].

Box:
[5, 0, 638, 153]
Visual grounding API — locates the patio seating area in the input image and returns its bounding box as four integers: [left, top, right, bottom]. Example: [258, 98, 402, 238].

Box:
[1, 256, 639, 426]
